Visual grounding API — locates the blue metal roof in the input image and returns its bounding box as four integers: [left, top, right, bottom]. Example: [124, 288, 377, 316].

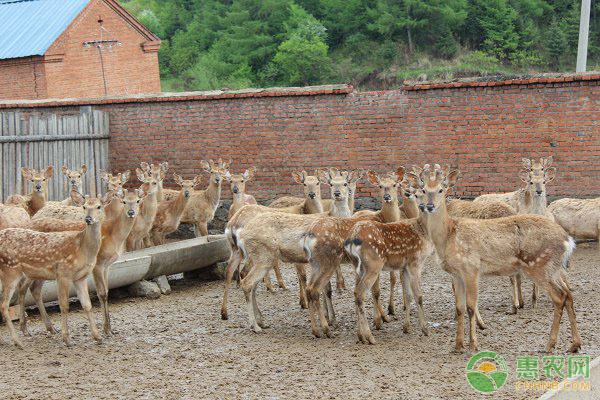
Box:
[0, 0, 91, 60]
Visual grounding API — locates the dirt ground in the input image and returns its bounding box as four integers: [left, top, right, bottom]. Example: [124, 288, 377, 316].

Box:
[1, 243, 599, 400]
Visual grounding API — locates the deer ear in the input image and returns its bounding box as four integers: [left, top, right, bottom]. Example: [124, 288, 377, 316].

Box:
[80, 164, 88, 174]
[200, 160, 211, 171]
[45, 166, 53, 178]
[173, 173, 183, 185]
[121, 170, 131, 183]
[405, 172, 422, 189]
[140, 162, 150, 171]
[223, 159, 232, 170]
[71, 190, 85, 206]
[395, 166, 405, 182]
[292, 171, 304, 184]
[21, 168, 32, 179]
[519, 169, 530, 183]
[208, 159, 216, 170]
[136, 168, 146, 182]
[193, 175, 202, 186]
[102, 191, 115, 206]
[316, 169, 329, 184]
[61, 165, 69, 175]
[367, 171, 379, 186]
[445, 170, 460, 188]
[545, 167, 556, 183]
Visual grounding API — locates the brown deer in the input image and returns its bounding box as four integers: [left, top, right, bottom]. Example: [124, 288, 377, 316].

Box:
[163, 159, 229, 237]
[0, 191, 113, 348]
[59, 165, 88, 205]
[150, 173, 201, 245]
[6, 166, 53, 217]
[126, 168, 161, 251]
[225, 167, 257, 219]
[409, 166, 580, 353]
[140, 162, 168, 201]
[19, 188, 147, 336]
[0, 205, 30, 230]
[220, 169, 362, 326]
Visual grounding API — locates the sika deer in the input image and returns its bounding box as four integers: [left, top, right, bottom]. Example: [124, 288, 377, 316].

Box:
[0, 205, 30, 230]
[19, 188, 146, 335]
[6, 166, 53, 217]
[225, 167, 257, 219]
[150, 173, 201, 245]
[0, 191, 113, 348]
[126, 169, 161, 251]
[221, 170, 362, 328]
[411, 166, 580, 353]
[141, 162, 168, 201]
[548, 196, 600, 251]
[60, 165, 88, 205]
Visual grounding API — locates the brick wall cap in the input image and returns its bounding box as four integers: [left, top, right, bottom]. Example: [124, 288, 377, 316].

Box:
[402, 72, 600, 91]
[0, 84, 354, 108]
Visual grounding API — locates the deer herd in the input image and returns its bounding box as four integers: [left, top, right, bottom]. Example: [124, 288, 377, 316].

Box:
[0, 155, 589, 356]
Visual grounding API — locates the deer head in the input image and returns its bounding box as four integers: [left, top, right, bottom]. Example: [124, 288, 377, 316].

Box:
[140, 162, 168, 182]
[135, 168, 160, 195]
[22, 166, 53, 194]
[100, 170, 130, 197]
[61, 165, 87, 192]
[366, 167, 405, 204]
[200, 158, 230, 185]
[71, 190, 114, 225]
[292, 170, 322, 201]
[340, 169, 364, 198]
[173, 173, 202, 198]
[224, 167, 256, 196]
[407, 164, 460, 213]
[317, 167, 357, 203]
[120, 185, 148, 219]
[519, 156, 555, 197]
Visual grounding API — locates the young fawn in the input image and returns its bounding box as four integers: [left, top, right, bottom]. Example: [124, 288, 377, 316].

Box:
[410, 166, 580, 353]
[0, 191, 113, 348]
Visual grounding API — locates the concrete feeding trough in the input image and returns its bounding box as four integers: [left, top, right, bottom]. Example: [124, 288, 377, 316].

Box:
[20, 235, 230, 307]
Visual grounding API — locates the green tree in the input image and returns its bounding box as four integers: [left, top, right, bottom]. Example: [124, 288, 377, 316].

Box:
[273, 36, 329, 85]
[547, 20, 568, 68]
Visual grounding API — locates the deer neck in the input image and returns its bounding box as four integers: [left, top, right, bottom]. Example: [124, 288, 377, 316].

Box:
[419, 200, 451, 260]
[330, 198, 351, 218]
[78, 221, 103, 266]
[348, 186, 357, 212]
[381, 198, 401, 222]
[304, 196, 324, 214]
[30, 190, 46, 213]
[109, 209, 138, 248]
[157, 181, 164, 202]
[232, 191, 246, 211]
[204, 179, 221, 212]
[104, 199, 124, 227]
[171, 190, 191, 218]
[141, 191, 158, 223]
[402, 196, 420, 219]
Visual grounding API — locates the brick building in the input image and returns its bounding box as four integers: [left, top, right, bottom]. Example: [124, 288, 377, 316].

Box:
[0, 0, 161, 100]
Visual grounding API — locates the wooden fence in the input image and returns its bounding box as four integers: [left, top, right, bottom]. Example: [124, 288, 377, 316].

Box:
[0, 110, 109, 202]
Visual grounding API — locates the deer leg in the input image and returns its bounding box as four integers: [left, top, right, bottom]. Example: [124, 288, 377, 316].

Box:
[263, 272, 275, 292]
[18, 276, 34, 336]
[306, 260, 327, 338]
[517, 272, 524, 308]
[221, 249, 242, 320]
[30, 279, 55, 334]
[388, 270, 397, 317]
[56, 278, 72, 347]
[335, 265, 346, 291]
[543, 282, 566, 353]
[464, 274, 480, 354]
[195, 223, 208, 238]
[401, 267, 412, 333]
[273, 259, 287, 290]
[509, 275, 519, 314]
[1, 274, 24, 348]
[73, 278, 102, 344]
[355, 264, 382, 345]
[407, 261, 428, 336]
[562, 278, 582, 353]
[451, 275, 466, 353]
[323, 280, 337, 328]
[92, 264, 111, 335]
[241, 252, 270, 332]
[532, 283, 539, 309]
[295, 263, 308, 309]
[371, 275, 390, 330]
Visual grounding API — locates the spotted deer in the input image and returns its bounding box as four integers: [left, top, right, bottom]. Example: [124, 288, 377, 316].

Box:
[410, 166, 580, 353]
[475, 157, 556, 310]
[0, 205, 30, 230]
[0, 191, 114, 348]
[19, 187, 146, 336]
[126, 168, 162, 251]
[220, 169, 362, 327]
[6, 166, 53, 217]
[163, 159, 229, 237]
[141, 162, 168, 201]
[150, 173, 201, 245]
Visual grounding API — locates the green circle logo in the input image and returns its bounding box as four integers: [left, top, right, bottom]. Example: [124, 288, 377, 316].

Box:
[466, 351, 508, 393]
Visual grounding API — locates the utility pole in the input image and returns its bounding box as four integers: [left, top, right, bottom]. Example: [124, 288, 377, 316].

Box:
[576, 0, 591, 72]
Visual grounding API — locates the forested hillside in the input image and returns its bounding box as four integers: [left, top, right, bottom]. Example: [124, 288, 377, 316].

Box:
[122, 0, 600, 91]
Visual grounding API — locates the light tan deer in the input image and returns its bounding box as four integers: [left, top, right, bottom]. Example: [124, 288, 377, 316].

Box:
[19, 188, 146, 336]
[150, 173, 201, 245]
[141, 162, 168, 201]
[475, 157, 556, 309]
[0, 205, 30, 230]
[126, 168, 161, 251]
[59, 165, 88, 205]
[269, 171, 326, 214]
[548, 197, 600, 250]
[33, 170, 130, 222]
[6, 166, 53, 217]
[220, 169, 362, 326]
[225, 167, 257, 220]
[410, 166, 580, 353]
[163, 159, 229, 237]
[0, 191, 113, 348]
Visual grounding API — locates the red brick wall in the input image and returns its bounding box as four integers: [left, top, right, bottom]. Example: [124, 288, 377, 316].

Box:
[1, 78, 599, 201]
[0, 0, 160, 101]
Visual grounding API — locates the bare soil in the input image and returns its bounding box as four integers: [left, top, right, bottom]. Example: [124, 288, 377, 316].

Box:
[1, 243, 599, 400]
